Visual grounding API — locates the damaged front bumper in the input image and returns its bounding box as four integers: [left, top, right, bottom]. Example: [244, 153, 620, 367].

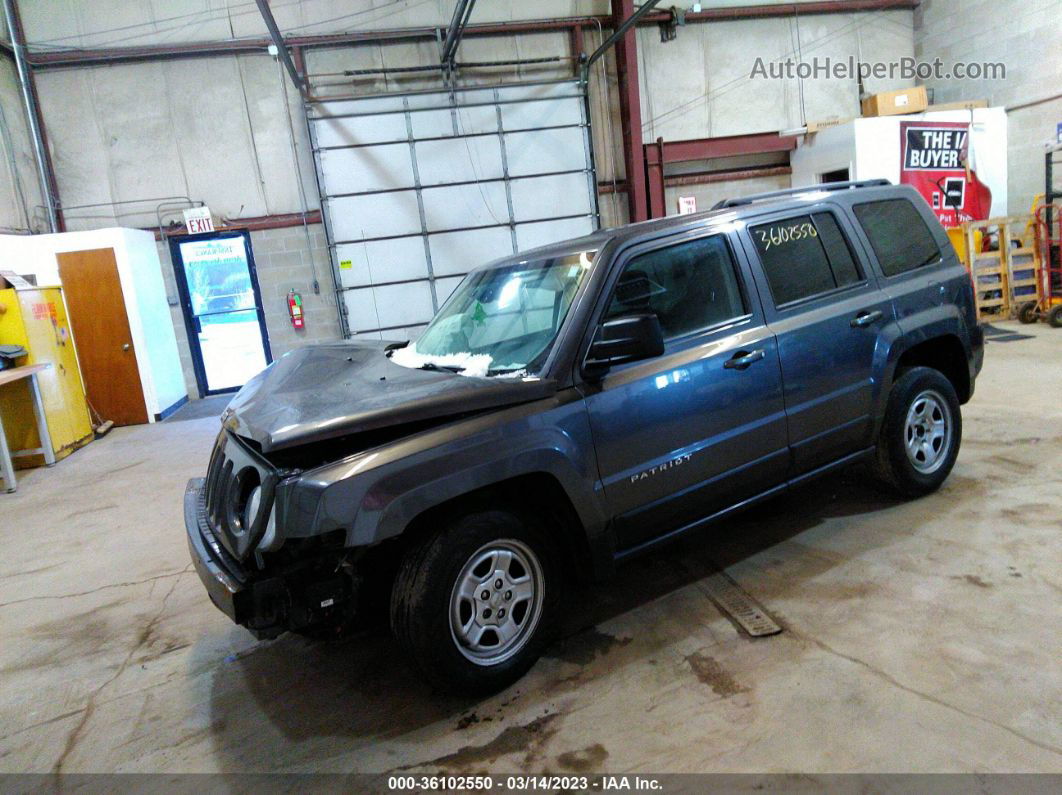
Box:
[185, 478, 355, 638]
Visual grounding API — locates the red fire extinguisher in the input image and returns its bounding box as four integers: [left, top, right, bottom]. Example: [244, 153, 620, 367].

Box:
[287, 289, 304, 330]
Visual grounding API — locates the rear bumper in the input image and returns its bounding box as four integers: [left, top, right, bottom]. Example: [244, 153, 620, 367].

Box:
[971, 324, 985, 376]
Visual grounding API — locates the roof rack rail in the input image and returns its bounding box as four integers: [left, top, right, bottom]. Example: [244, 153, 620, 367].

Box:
[711, 178, 892, 210]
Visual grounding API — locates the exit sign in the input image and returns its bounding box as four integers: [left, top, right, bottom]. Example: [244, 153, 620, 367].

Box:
[183, 206, 215, 234]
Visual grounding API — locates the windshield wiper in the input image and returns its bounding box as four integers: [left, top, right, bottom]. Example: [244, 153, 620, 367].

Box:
[418, 362, 465, 373]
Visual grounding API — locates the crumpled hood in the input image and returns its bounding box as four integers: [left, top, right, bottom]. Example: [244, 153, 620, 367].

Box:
[223, 341, 557, 453]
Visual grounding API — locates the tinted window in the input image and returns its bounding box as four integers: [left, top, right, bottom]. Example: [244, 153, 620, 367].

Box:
[813, 212, 861, 287]
[854, 198, 941, 277]
[605, 235, 746, 341]
[751, 213, 863, 306]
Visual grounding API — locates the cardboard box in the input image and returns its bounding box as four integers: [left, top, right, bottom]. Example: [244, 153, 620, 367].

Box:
[926, 99, 988, 112]
[861, 86, 928, 117]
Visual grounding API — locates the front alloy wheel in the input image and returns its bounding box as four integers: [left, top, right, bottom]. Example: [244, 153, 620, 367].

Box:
[391, 510, 559, 694]
[450, 540, 544, 666]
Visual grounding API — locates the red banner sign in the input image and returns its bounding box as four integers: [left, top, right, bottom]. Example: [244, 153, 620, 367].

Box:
[899, 121, 991, 227]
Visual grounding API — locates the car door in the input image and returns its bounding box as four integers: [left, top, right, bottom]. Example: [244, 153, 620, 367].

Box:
[848, 195, 963, 327]
[741, 206, 897, 477]
[580, 229, 789, 554]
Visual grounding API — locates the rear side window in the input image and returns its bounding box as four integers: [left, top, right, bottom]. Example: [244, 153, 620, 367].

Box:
[853, 198, 941, 277]
[604, 234, 746, 341]
[750, 212, 863, 306]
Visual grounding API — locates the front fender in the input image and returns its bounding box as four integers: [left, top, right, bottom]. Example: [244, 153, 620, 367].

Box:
[281, 393, 608, 552]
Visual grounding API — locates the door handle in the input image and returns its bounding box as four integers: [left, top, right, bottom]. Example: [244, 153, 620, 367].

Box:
[850, 309, 884, 328]
[122, 343, 131, 351]
[724, 349, 766, 370]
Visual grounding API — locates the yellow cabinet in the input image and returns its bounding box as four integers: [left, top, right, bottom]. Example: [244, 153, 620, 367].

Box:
[0, 286, 93, 467]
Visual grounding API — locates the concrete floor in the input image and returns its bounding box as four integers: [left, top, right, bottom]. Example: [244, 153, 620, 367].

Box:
[1, 321, 1059, 774]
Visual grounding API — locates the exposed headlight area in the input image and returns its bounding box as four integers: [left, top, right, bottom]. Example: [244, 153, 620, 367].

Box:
[205, 430, 279, 562]
[244, 483, 263, 530]
[256, 504, 280, 557]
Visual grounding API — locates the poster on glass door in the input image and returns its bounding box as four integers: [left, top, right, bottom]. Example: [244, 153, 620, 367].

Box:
[178, 236, 268, 392]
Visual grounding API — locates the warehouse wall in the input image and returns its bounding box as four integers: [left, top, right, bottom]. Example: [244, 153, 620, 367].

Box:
[35, 54, 318, 231]
[914, 0, 1062, 216]
[3, 1, 921, 396]
[23, 3, 918, 232]
[0, 56, 44, 232]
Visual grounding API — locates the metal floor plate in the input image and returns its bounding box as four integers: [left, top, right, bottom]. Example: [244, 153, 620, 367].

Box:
[699, 571, 783, 637]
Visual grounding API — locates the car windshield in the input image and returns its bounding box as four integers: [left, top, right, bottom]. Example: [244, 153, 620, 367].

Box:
[389, 250, 596, 378]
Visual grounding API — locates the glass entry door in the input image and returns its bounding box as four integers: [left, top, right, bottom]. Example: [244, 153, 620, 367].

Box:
[170, 230, 271, 396]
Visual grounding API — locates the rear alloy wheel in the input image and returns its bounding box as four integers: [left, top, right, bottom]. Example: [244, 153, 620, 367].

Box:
[871, 366, 962, 497]
[391, 510, 559, 694]
[902, 389, 953, 475]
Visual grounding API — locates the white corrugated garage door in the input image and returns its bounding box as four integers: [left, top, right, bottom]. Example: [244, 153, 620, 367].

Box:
[307, 79, 599, 339]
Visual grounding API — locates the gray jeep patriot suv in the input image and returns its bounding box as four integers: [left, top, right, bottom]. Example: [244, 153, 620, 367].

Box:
[186, 179, 984, 693]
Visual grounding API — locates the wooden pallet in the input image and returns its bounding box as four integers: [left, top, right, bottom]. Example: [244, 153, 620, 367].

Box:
[961, 217, 1039, 322]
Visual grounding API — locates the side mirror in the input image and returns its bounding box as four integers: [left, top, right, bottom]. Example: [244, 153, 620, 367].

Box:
[583, 313, 664, 379]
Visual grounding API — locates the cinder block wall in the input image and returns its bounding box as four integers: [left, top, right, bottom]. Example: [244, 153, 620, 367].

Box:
[157, 223, 343, 399]
[914, 0, 1062, 216]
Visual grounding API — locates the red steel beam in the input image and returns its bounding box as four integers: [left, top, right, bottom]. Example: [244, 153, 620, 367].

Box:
[647, 137, 666, 218]
[644, 132, 799, 165]
[644, 133, 797, 217]
[598, 165, 793, 195]
[569, 24, 584, 77]
[612, 0, 648, 223]
[664, 164, 792, 187]
[24, 1, 917, 69]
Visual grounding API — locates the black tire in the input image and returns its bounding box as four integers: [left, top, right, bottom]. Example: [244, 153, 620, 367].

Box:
[871, 367, 962, 498]
[390, 509, 561, 695]
[1048, 305, 1062, 329]
[1017, 300, 1039, 325]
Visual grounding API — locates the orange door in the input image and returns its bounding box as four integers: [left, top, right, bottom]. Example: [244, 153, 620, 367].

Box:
[56, 248, 148, 426]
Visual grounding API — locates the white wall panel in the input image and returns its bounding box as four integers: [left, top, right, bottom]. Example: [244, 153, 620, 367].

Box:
[343, 280, 434, 331]
[335, 236, 428, 288]
[516, 217, 595, 252]
[328, 191, 422, 240]
[318, 144, 415, 193]
[511, 173, 592, 220]
[342, 285, 383, 335]
[314, 80, 597, 337]
[505, 127, 588, 176]
[421, 181, 510, 232]
[416, 136, 505, 185]
[435, 276, 465, 307]
[412, 106, 499, 138]
[313, 113, 408, 148]
[501, 96, 584, 131]
[429, 226, 515, 276]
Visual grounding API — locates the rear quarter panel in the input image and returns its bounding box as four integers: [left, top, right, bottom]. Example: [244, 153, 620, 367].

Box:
[836, 186, 979, 420]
